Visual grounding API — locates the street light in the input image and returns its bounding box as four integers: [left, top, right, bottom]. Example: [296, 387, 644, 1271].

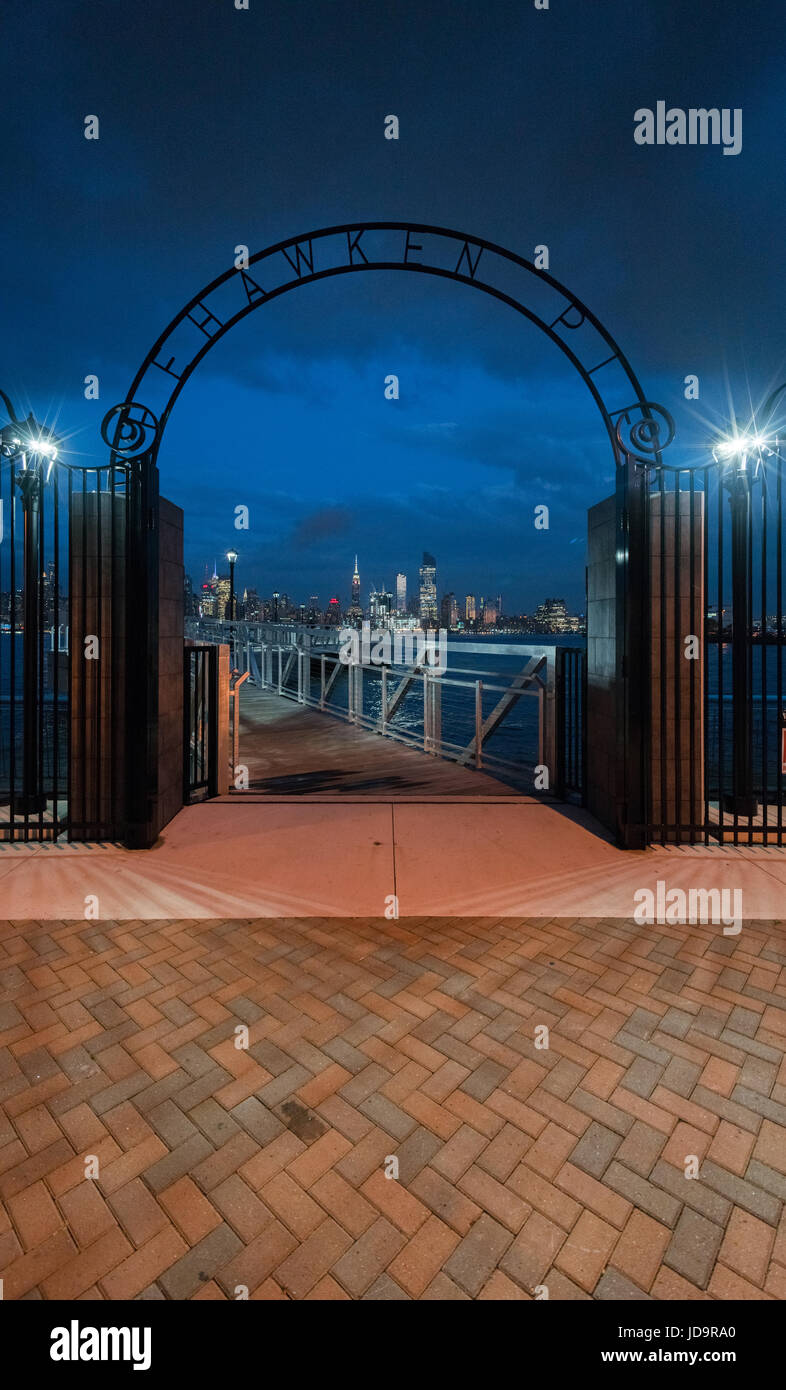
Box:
[0, 391, 61, 814]
[712, 419, 780, 819]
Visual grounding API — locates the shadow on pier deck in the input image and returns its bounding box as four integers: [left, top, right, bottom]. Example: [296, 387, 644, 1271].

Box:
[225, 684, 525, 800]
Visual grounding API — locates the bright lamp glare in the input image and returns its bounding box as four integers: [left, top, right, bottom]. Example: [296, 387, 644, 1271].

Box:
[27, 438, 57, 459]
[715, 433, 771, 459]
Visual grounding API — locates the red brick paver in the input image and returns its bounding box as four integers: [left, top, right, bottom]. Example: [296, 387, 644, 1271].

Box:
[1, 913, 786, 1299]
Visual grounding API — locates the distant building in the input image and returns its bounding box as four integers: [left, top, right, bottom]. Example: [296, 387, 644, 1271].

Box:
[496, 593, 503, 618]
[419, 551, 438, 626]
[243, 587, 261, 621]
[307, 595, 322, 624]
[396, 572, 407, 613]
[482, 603, 498, 626]
[370, 589, 393, 627]
[533, 597, 580, 633]
[325, 596, 342, 626]
[200, 582, 218, 618]
[441, 592, 459, 628]
[345, 555, 364, 626]
[465, 594, 476, 623]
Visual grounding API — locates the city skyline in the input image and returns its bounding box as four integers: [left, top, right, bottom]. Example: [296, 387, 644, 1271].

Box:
[188, 550, 584, 632]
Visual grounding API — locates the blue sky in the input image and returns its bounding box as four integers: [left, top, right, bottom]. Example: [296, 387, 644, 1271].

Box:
[2, 0, 784, 611]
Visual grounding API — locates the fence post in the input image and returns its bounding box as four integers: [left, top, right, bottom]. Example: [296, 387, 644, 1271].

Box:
[554, 647, 565, 800]
[431, 670, 442, 754]
[475, 679, 483, 768]
[320, 654, 326, 710]
[381, 666, 388, 735]
[297, 650, 304, 703]
[277, 646, 283, 695]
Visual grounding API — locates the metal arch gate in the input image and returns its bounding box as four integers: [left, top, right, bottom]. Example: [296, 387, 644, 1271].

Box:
[99, 221, 675, 849]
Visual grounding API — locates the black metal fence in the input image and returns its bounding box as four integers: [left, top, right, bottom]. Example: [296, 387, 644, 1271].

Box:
[555, 645, 586, 801]
[647, 456, 785, 846]
[183, 645, 217, 802]
[0, 456, 132, 841]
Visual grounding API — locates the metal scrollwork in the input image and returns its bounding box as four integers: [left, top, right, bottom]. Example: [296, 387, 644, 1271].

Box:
[615, 403, 675, 466]
[101, 401, 160, 458]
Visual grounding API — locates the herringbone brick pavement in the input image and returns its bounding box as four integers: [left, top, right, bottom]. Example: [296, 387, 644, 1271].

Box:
[1, 914, 786, 1300]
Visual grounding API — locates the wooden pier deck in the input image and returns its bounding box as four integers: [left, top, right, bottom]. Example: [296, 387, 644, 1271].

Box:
[226, 684, 524, 799]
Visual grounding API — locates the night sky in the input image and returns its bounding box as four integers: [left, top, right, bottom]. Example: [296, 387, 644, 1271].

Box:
[2, 0, 784, 613]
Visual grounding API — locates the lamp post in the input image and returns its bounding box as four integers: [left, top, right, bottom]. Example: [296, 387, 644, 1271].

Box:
[272, 590, 279, 623]
[0, 392, 60, 814]
[713, 417, 782, 819]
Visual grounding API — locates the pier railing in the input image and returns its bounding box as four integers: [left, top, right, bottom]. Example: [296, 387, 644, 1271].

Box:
[185, 618, 586, 799]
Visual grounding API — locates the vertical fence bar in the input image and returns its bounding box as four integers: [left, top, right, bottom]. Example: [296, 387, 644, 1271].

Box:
[717, 469, 725, 842]
[703, 470, 711, 845]
[475, 679, 483, 769]
[761, 468, 768, 843]
[66, 468, 72, 840]
[658, 469, 667, 844]
[778, 459, 783, 845]
[747, 473, 754, 846]
[554, 647, 565, 800]
[9, 465, 15, 835]
[80, 469, 87, 842]
[35, 470, 44, 838]
[673, 473, 682, 843]
[688, 472, 696, 843]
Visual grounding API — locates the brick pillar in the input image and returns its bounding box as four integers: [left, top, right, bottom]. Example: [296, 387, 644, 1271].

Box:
[650, 490, 704, 838]
[69, 491, 127, 839]
[155, 498, 185, 836]
[586, 496, 617, 833]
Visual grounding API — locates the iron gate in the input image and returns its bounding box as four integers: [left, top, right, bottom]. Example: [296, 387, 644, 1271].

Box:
[555, 646, 587, 802]
[644, 446, 785, 846]
[183, 644, 218, 802]
[0, 441, 137, 841]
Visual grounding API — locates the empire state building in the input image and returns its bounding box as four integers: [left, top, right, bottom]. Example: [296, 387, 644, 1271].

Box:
[346, 555, 363, 626]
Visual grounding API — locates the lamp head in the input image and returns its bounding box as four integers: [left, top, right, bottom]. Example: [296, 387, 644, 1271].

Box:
[226, 549, 238, 565]
[1, 413, 59, 472]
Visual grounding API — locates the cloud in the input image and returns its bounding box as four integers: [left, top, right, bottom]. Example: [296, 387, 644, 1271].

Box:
[289, 506, 355, 547]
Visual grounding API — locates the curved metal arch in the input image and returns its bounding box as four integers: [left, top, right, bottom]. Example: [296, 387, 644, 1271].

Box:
[106, 221, 673, 469]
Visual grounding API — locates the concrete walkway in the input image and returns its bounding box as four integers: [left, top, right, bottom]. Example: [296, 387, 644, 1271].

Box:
[1, 684, 784, 920]
[1, 798, 786, 920]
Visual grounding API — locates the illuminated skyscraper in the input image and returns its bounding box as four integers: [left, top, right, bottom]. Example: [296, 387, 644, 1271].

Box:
[370, 589, 393, 626]
[396, 572, 407, 613]
[346, 555, 364, 626]
[441, 592, 458, 628]
[419, 552, 437, 626]
[465, 594, 476, 622]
